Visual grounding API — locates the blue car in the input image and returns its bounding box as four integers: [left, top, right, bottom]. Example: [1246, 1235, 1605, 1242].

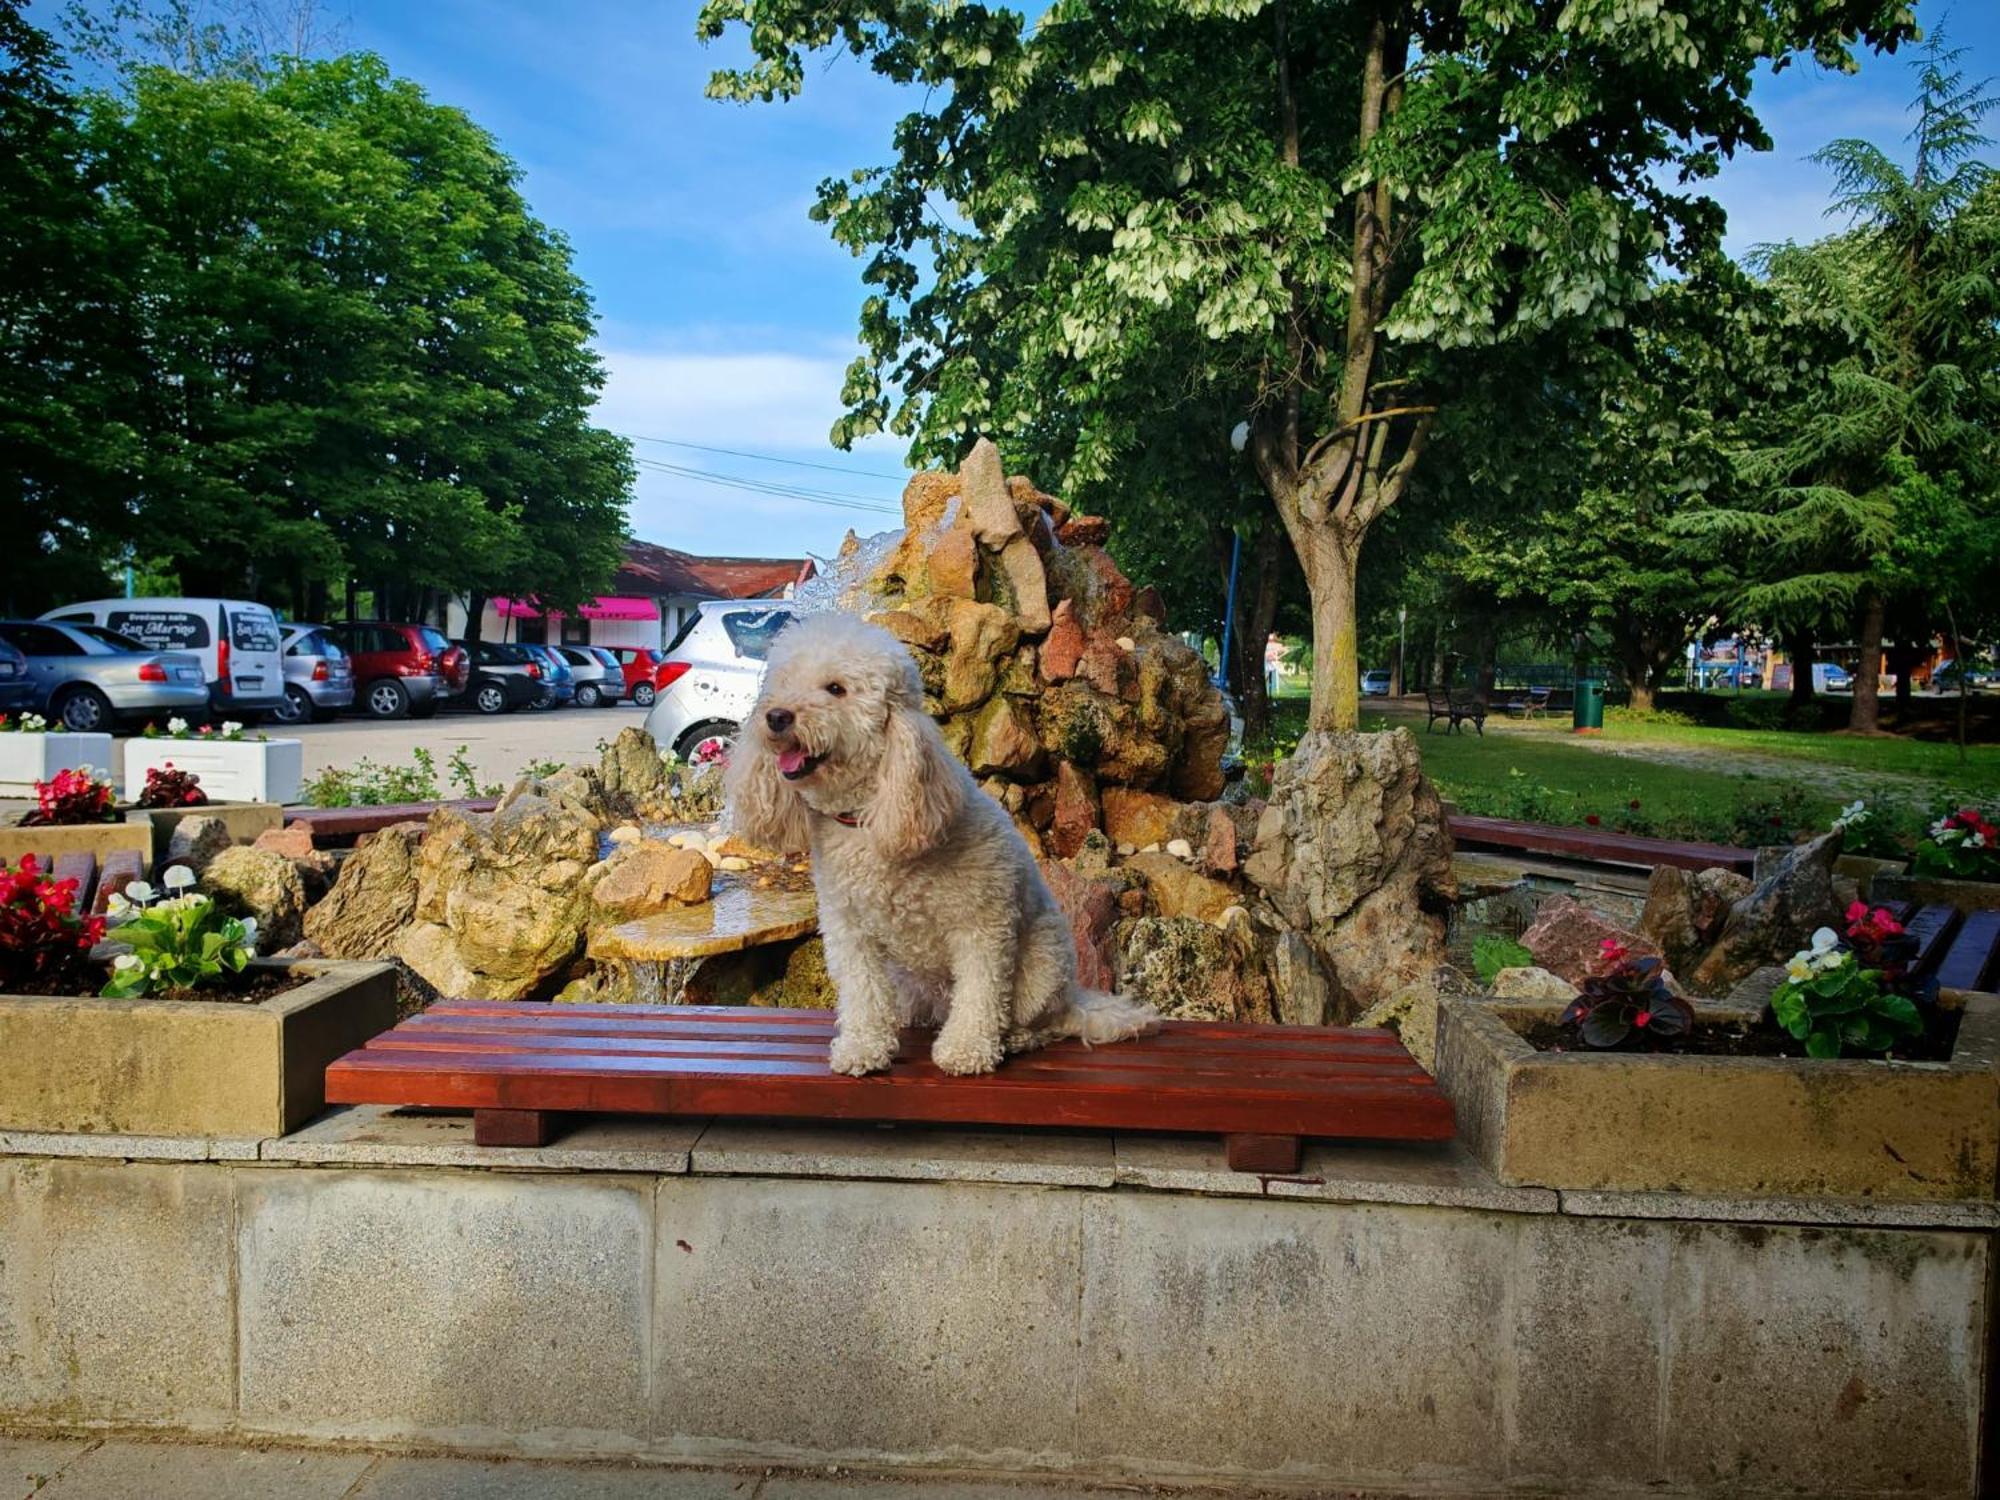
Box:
[525, 644, 576, 707]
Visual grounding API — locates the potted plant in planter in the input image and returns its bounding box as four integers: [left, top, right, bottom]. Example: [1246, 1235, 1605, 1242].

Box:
[1435, 915, 1999, 1202]
[0, 860, 396, 1138]
[124, 717, 304, 805]
[0, 713, 115, 797]
[1872, 803, 2000, 912]
[0, 768, 153, 868]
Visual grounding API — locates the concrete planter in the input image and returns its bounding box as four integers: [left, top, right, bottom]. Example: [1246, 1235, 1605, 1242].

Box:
[1835, 852, 1907, 896]
[0, 815, 152, 870]
[1435, 991, 2000, 1201]
[0, 959, 396, 1138]
[1871, 870, 2000, 913]
[124, 737, 303, 806]
[0, 732, 115, 794]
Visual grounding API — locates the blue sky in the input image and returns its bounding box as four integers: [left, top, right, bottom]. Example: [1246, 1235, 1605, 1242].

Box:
[51, 1, 2000, 566]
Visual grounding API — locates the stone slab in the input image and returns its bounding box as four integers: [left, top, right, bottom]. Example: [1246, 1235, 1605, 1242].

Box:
[0, 1160, 235, 1427]
[1561, 1186, 2000, 1230]
[1113, 1133, 1557, 1213]
[588, 885, 817, 961]
[690, 1121, 1116, 1187]
[0, 1129, 260, 1162]
[266, 1105, 704, 1174]
[653, 1177, 1082, 1466]
[350, 1455, 758, 1500]
[35, 1439, 374, 1500]
[235, 1168, 653, 1450]
[0, 1433, 93, 1498]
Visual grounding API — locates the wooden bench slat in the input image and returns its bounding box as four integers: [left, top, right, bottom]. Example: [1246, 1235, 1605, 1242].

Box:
[1903, 903, 1964, 977]
[1447, 814, 1755, 874]
[1933, 911, 2000, 995]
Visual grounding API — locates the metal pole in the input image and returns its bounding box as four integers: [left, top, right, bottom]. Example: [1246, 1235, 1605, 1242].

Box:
[1217, 532, 1242, 688]
[1397, 606, 1407, 697]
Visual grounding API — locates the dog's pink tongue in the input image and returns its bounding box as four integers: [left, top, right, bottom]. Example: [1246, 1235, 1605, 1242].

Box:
[777, 746, 809, 775]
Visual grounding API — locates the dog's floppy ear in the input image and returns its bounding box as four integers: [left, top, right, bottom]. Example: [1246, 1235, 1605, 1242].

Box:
[723, 721, 811, 855]
[866, 680, 964, 863]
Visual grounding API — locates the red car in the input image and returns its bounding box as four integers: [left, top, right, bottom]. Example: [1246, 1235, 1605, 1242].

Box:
[322, 622, 468, 719]
[608, 647, 663, 706]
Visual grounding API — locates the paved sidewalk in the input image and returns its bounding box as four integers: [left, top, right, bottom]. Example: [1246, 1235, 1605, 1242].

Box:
[3, 1435, 1274, 1500]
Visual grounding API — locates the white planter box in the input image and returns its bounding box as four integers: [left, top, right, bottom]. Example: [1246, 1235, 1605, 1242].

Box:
[0, 732, 115, 794]
[124, 737, 304, 805]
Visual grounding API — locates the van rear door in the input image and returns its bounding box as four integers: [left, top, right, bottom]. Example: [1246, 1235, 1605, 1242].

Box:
[223, 605, 284, 705]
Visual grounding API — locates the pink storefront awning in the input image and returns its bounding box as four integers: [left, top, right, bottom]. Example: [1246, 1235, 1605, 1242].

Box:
[495, 596, 660, 622]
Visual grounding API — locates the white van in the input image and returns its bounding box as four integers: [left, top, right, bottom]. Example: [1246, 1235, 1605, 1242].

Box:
[41, 597, 288, 720]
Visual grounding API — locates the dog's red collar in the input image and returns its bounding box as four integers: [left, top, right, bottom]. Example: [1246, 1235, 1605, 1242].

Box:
[828, 810, 861, 827]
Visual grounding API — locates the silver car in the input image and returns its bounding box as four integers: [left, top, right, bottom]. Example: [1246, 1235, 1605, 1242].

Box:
[0, 619, 208, 732]
[556, 645, 622, 708]
[641, 600, 797, 763]
[273, 624, 356, 725]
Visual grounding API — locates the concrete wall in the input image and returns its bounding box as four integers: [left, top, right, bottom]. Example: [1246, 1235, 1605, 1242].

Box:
[0, 1117, 1990, 1496]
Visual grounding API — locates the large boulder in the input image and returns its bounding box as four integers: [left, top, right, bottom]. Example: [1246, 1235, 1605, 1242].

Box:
[597, 727, 669, 812]
[201, 846, 307, 952]
[396, 795, 600, 1001]
[1491, 966, 1581, 1001]
[1640, 864, 1755, 975]
[1243, 729, 1455, 1015]
[1116, 916, 1271, 1023]
[1354, 981, 1441, 1072]
[162, 815, 231, 877]
[590, 842, 713, 921]
[1040, 859, 1126, 992]
[1125, 850, 1235, 924]
[1691, 831, 1844, 996]
[1101, 787, 1180, 850]
[303, 821, 424, 959]
[1520, 896, 1664, 987]
[1263, 926, 1338, 1027]
[252, 824, 336, 901]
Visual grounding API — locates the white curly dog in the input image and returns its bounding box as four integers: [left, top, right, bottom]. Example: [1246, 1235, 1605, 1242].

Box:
[724, 611, 1156, 1076]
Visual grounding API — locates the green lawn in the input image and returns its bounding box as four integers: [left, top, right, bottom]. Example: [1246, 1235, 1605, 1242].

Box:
[1249, 694, 1999, 851]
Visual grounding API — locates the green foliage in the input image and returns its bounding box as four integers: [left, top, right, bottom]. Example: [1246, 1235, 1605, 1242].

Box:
[1560, 953, 1692, 1050]
[1769, 937, 1921, 1058]
[1910, 805, 2000, 880]
[447, 747, 503, 800]
[101, 880, 255, 997]
[301, 748, 442, 807]
[1471, 934, 1532, 986]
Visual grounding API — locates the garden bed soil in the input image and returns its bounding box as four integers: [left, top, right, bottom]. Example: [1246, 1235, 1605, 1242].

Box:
[1516, 1009, 1960, 1063]
[16, 966, 305, 1005]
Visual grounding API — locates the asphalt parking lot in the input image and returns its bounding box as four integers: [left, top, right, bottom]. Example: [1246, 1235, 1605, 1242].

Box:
[282, 701, 654, 788]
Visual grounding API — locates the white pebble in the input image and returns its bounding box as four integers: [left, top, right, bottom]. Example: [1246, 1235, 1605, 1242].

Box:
[666, 831, 693, 848]
[609, 825, 641, 844]
[1115, 636, 1136, 652]
[1166, 838, 1194, 860]
[718, 856, 751, 872]
[1140, 842, 1161, 854]
[699, 847, 722, 866]
[1116, 843, 1136, 856]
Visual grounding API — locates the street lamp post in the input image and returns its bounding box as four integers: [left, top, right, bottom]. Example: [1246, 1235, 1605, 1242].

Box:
[1395, 605, 1407, 698]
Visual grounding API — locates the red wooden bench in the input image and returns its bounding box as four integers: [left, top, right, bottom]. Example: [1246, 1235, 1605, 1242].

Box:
[325, 1002, 1454, 1173]
[284, 798, 499, 846]
[1447, 813, 1757, 874]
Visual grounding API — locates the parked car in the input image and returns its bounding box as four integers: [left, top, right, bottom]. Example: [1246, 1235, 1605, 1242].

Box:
[455, 640, 545, 715]
[322, 622, 462, 719]
[0, 636, 34, 714]
[523, 643, 575, 708]
[556, 645, 621, 708]
[608, 647, 663, 706]
[1930, 661, 1994, 692]
[0, 619, 208, 732]
[587, 646, 631, 702]
[642, 601, 798, 763]
[1813, 662, 1852, 693]
[1360, 669, 1392, 697]
[40, 596, 286, 719]
[272, 625, 355, 725]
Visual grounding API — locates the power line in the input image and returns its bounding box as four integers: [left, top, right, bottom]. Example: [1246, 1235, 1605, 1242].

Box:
[631, 456, 902, 517]
[621, 432, 910, 483]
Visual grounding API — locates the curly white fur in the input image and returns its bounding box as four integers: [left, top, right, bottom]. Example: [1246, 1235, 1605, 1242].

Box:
[724, 612, 1156, 1076]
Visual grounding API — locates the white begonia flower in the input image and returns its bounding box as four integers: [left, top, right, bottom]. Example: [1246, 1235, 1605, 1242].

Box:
[237, 917, 259, 950]
[162, 864, 196, 891]
[168, 717, 189, 735]
[112, 953, 142, 971]
[1809, 927, 1839, 953]
[1785, 956, 1813, 983]
[221, 720, 242, 736]
[123, 880, 155, 904]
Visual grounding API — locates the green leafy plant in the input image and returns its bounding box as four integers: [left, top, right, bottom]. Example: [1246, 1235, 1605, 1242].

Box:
[448, 747, 503, 799]
[1560, 941, 1694, 1049]
[1472, 933, 1533, 986]
[141, 716, 263, 742]
[520, 757, 567, 780]
[0, 712, 51, 732]
[1770, 927, 1923, 1057]
[1911, 806, 1999, 880]
[101, 869, 256, 998]
[301, 749, 444, 807]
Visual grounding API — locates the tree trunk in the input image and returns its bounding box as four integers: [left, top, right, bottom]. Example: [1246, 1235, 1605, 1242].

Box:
[1849, 591, 1884, 733]
[1472, 617, 1498, 703]
[1629, 677, 1657, 714]
[1239, 521, 1284, 740]
[1783, 625, 1816, 707]
[463, 592, 487, 647]
[1296, 528, 1362, 730]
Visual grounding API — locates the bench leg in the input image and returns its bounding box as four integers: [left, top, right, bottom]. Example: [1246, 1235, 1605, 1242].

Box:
[1225, 1133, 1302, 1173]
[474, 1108, 559, 1147]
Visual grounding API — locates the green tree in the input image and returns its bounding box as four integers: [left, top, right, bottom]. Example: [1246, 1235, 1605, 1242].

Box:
[698, 0, 1915, 731]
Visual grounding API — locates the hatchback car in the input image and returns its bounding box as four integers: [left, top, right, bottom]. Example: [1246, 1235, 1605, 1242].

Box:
[524, 644, 575, 707]
[1360, 669, 1392, 697]
[608, 647, 663, 706]
[0, 620, 208, 731]
[323, 622, 463, 719]
[642, 601, 797, 763]
[0, 636, 33, 714]
[556, 645, 620, 708]
[455, 640, 545, 715]
[272, 625, 355, 725]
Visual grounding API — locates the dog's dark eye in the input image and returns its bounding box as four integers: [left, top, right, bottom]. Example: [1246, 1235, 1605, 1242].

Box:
[824, 682, 846, 697]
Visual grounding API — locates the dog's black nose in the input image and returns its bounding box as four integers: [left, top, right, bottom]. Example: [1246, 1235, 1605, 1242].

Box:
[765, 708, 795, 733]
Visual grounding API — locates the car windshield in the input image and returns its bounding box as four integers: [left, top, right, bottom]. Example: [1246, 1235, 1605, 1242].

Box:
[720, 608, 795, 661]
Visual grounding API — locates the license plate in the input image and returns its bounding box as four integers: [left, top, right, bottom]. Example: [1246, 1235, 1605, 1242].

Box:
[234, 677, 263, 690]
[174, 667, 201, 682]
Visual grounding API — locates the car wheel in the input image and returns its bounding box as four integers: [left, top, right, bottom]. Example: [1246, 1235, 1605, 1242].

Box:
[633, 682, 656, 707]
[365, 679, 410, 719]
[273, 685, 311, 725]
[55, 685, 114, 733]
[475, 683, 508, 715]
[574, 682, 600, 708]
[674, 721, 737, 767]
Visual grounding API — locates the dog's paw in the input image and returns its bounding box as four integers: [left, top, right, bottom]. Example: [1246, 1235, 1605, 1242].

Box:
[931, 1025, 1003, 1076]
[828, 1034, 895, 1077]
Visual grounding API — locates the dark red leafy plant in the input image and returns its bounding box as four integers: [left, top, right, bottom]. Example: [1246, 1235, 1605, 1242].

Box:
[137, 763, 207, 809]
[1560, 938, 1694, 1049]
[0, 854, 106, 991]
[21, 768, 117, 826]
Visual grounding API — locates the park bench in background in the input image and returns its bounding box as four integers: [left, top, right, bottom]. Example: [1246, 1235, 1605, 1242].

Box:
[1503, 686, 1553, 718]
[1447, 813, 1758, 874]
[1426, 687, 1487, 735]
[327, 1002, 1454, 1173]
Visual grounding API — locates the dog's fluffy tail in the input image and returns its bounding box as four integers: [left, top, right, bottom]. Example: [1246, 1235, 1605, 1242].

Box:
[1045, 987, 1159, 1046]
